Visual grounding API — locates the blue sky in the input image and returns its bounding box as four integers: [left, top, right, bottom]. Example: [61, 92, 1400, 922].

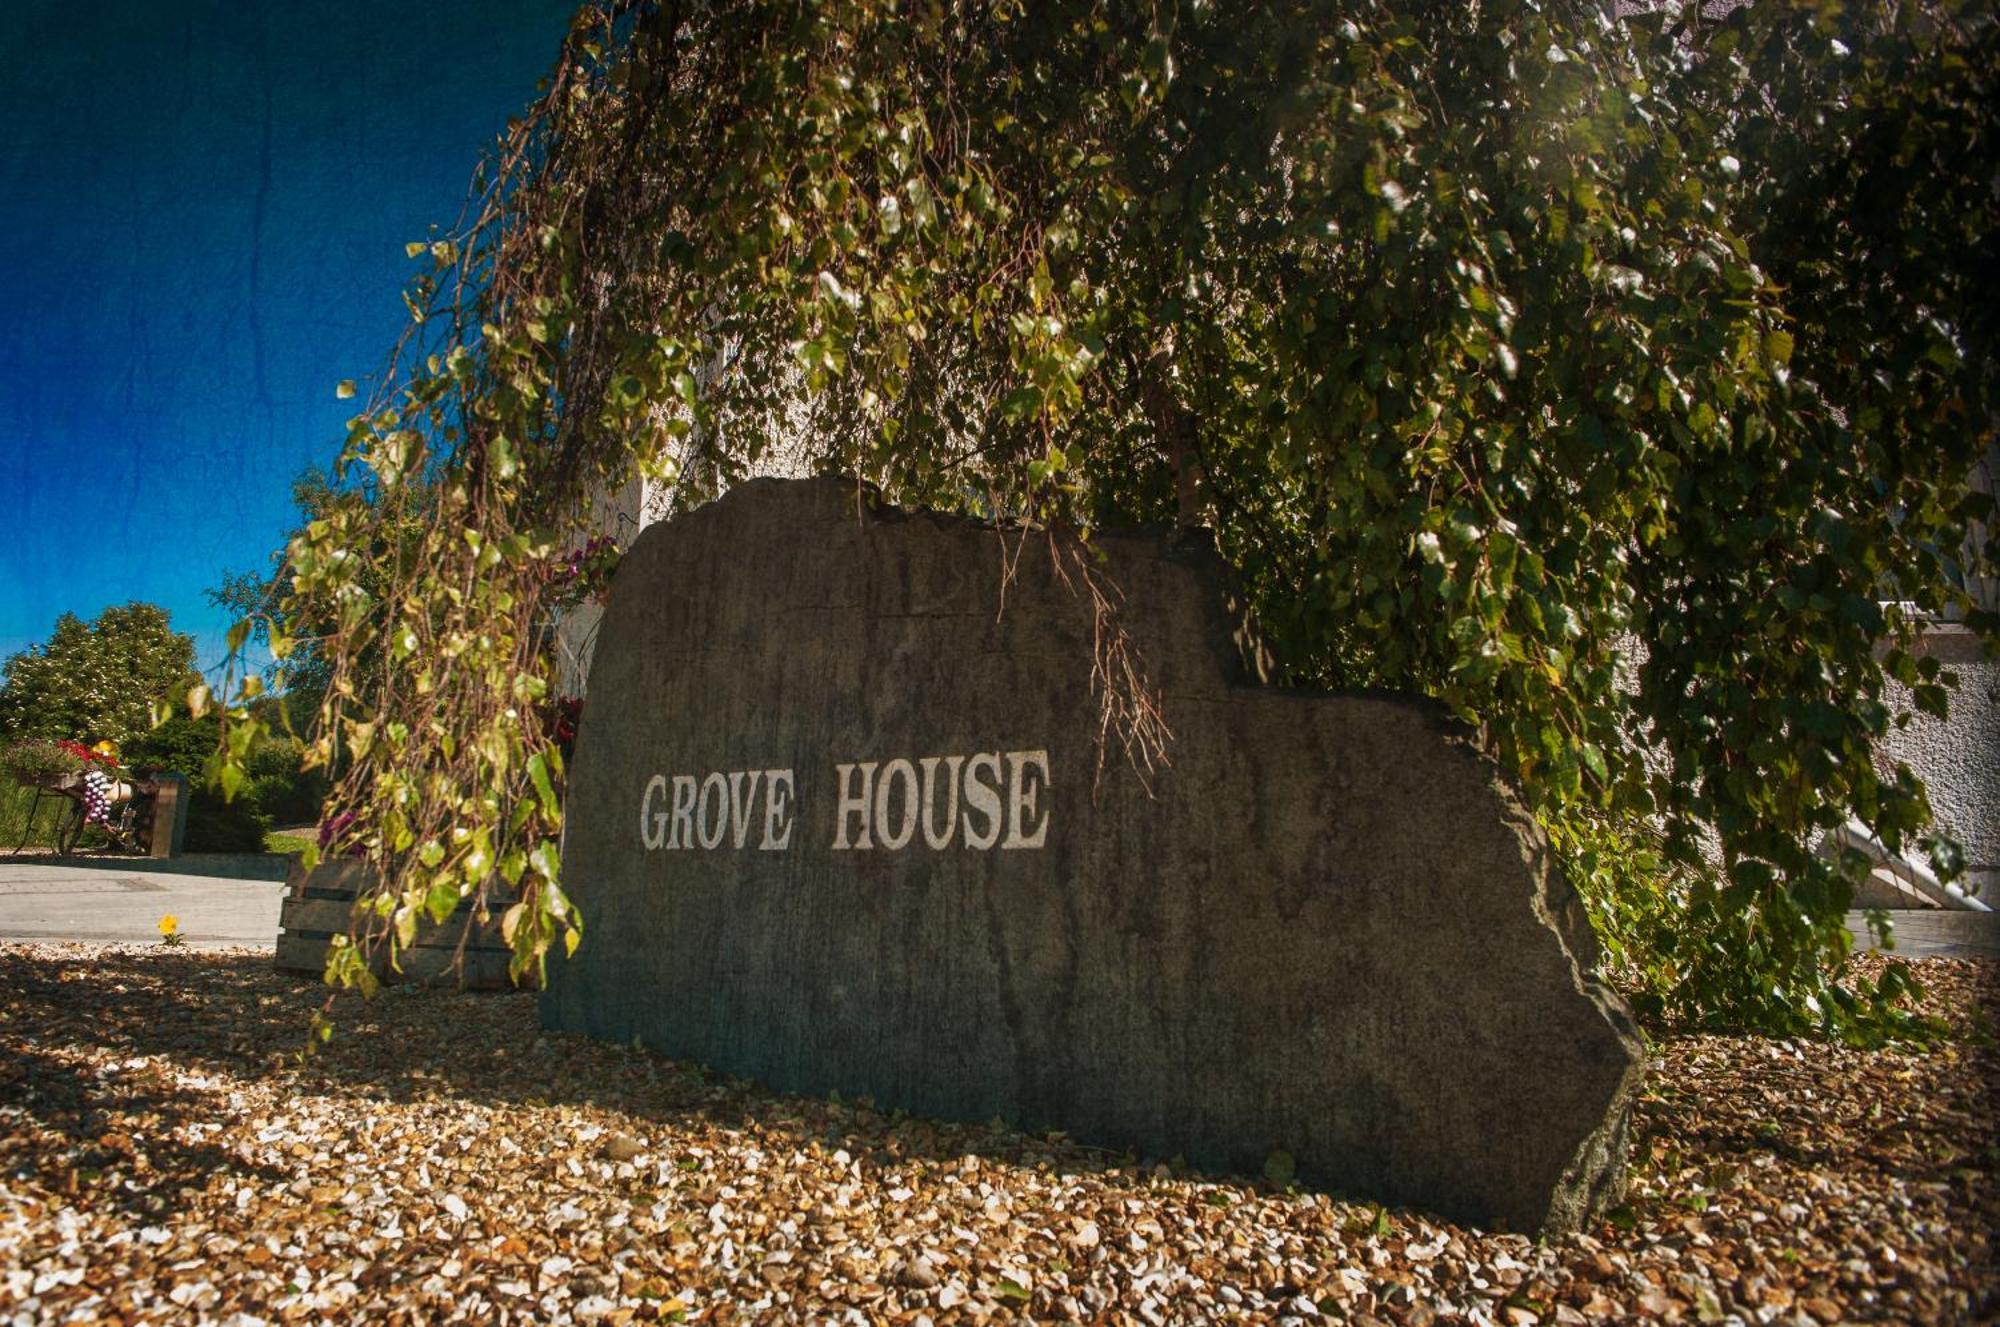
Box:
[0, 0, 576, 672]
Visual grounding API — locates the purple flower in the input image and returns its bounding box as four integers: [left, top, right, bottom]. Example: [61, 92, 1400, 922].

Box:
[318, 810, 358, 851]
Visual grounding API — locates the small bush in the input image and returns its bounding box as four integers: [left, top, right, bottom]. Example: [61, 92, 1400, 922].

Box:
[0, 780, 57, 848]
[242, 734, 325, 826]
[127, 719, 324, 842]
[244, 734, 306, 781]
[181, 786, 271, 854]
[248, 769, 326, 826]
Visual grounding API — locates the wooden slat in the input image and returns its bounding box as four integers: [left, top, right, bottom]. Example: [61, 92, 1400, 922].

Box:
[286, 857, 373, 896]
[461, 951, 523, 989]
[413, 913, 509, 949]
[281, 892, 507, 940]
[384, 946, 523, 987]
[274, 857, 534, 989]
[279, 895, 361, 933]
[1845, 909, 2000, 958]
[274, 932, 332, 975]
[273, 933, 524, 989]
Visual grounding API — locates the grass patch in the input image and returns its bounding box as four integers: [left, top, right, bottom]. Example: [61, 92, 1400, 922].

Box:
[264, 831, 315, 856]
[1, 780, 63, 851]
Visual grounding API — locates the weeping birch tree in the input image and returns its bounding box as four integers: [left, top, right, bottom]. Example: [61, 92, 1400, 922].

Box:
[209, 0, 1997, 1040]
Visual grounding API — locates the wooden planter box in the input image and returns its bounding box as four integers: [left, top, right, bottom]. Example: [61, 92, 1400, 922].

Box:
[12, 770, 84, 792]
[14, 769, 137, 801]
[274, 857, 530, 991]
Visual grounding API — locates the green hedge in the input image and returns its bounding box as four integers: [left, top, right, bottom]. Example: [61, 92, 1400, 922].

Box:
[181, 785, 273, 853]
[124, 717, 326, 849]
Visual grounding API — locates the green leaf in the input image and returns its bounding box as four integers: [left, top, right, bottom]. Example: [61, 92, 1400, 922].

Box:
[529, 840, 562, 886]
[1581, 744, 1609, 785]
[488, 434, 519, 481]
[425, 879, 461, 923]
[527, 752, 559, 818]
[1000, 386, 1043, 420]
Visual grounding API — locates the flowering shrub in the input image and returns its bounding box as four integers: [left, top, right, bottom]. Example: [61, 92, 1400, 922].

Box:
[317, 808, 365, 858]
[57, 740, 118, 769]
[549, 536, 623, 608]
[544, 696, 583, 757]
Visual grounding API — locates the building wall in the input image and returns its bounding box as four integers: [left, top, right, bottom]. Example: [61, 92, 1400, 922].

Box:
[1881, 625, 2000, 901]
[553, 472, 666, 701]
[555, 411, 818, 698]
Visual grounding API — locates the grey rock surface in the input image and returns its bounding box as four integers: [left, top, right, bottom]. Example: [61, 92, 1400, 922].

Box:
[543, 478, 1644, 1233]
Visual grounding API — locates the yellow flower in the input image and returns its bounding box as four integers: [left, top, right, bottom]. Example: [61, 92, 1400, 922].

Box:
[158, 914, 179, 937]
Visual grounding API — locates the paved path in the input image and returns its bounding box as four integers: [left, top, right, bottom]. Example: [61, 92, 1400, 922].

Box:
[2, 858, 1992, 960]
[0, 859, 283, 949]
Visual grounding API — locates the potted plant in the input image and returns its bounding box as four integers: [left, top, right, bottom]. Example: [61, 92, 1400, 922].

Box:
[1, 738, 87, 790]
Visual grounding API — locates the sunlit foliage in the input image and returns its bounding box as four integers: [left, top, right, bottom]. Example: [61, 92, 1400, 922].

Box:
[212, 0, 1995, 1036]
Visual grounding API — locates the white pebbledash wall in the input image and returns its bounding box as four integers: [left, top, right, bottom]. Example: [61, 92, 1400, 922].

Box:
[552, 471, 667, 702]
[1876, 625, 1998, 902]
[1878, 442, 2000, 902]
[555, 413, 819, 699]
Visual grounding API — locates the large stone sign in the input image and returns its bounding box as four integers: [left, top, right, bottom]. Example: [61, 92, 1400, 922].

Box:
[542, 478, 1644, 1232]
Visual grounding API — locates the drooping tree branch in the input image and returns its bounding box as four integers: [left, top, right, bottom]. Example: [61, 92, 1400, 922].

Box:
[203, 0, 1995, 1040]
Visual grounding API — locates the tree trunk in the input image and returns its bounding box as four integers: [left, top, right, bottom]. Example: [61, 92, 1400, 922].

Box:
[1140, 336, 1203, 532]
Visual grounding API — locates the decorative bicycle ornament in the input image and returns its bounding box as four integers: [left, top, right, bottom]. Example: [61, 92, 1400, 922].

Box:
[3, 736, 145, 854]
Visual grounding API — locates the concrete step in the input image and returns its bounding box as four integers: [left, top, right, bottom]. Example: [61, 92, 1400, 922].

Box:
[1846, 909, 2000, 959]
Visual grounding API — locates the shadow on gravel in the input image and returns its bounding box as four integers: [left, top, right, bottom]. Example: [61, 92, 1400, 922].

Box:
[0, 953, 292, 1221]
[7, 946, 1997, 1222]
[6, 946, 1996, 1325]
[0, 945, 1141, 1188]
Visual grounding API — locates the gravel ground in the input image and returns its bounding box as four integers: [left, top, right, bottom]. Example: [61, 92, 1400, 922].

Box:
[1, 944, 1993, 1325]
